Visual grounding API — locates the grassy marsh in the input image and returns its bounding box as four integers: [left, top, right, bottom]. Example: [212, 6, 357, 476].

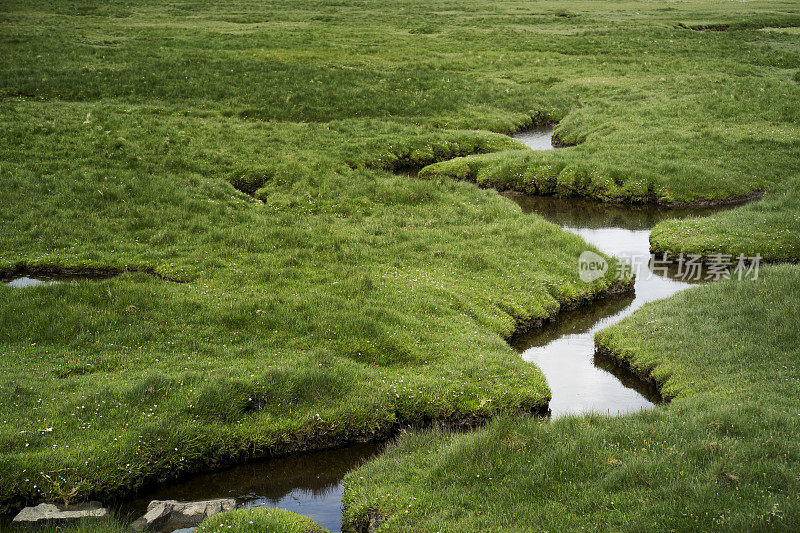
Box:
[343, 266, 800, 531]
[1, 0, 799, 524]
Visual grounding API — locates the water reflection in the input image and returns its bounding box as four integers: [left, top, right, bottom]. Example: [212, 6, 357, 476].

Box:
[3, 276, 60, 288]
[506, 193, 714, 417]
[120, 443, 380, 533]
[1, 272, 120, 288]
[513, 126, 556, 151]
[506, 193, 720, 230]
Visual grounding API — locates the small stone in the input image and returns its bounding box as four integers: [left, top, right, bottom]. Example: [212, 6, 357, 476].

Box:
[131, 498, 236, 531]
[12, 501, 108, 525]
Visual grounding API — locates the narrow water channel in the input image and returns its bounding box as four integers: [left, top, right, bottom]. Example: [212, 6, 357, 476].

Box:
[1, 272, 119, 287]
[6, 129, 721, 532]
[118, 443, 380, 533]
[506, 193, 713, 417]
[507, 126, 716, 417]
[3, 276, 64, 288]
[512, 126, 557, 150]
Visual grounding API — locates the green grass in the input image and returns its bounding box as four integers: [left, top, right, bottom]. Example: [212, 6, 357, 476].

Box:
[0, 116, 617, 506]
[4, 517, 130, 533]
[342, 265, 800, 531]
[198, 508, 328, 533]
[1, 0, 799, 518]
[650, 178, 800, 262]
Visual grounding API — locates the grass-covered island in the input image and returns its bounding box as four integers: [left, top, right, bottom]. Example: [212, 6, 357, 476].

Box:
[198, 508, 329, 533]
[1, 0, 799, 530]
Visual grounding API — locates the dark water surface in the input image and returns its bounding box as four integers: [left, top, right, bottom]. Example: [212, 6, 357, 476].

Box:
[118, 443, 381, 532]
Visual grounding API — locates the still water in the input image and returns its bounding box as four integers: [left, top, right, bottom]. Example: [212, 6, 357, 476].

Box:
[506, 193, 714, 417]
[512, 126, 556, 150]
[506, 128, 716, 417]
[2, 272, 119, 287]
[3, 276, 61, 288]
[119, 443, 380, 532]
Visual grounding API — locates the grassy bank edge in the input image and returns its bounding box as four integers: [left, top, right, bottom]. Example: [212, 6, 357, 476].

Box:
[338, 281, 666, 533]
[649, 179, 800, 263]
[197, 508, 330, 533]
[417, 155, 768, 209]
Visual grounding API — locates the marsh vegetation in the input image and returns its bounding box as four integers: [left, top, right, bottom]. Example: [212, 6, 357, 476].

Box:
[1, 0, 799, 531]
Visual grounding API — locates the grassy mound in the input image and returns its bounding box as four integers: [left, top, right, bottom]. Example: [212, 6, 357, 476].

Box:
[0, 16, 629, 510]
[0, 110, 621, 506]
[343, 265, 800, 530]
[650, 178, 800, 262]
[198, 508, 328, 533]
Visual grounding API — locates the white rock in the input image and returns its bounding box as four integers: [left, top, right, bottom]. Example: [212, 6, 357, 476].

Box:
[131, 498, 236, 531]
[12, 501, 108, 524]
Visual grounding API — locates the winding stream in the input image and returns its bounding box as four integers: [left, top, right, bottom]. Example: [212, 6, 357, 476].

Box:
[118, 444, 380, 532]
[506, 193, 713, 416]
[507, 127, 716, 417]
[7, 128, 724, 532]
